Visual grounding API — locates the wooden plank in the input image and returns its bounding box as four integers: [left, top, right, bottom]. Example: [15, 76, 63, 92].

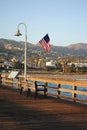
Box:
[0, 86, 87, 130]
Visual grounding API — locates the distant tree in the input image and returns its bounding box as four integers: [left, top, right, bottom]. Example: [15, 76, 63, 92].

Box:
[61, 60, 67, 73]
[70, 64, 76, 72]
[14, 61, 23, 69]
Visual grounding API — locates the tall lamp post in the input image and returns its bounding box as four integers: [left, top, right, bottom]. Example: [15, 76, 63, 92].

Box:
[14, 23, 27, 81]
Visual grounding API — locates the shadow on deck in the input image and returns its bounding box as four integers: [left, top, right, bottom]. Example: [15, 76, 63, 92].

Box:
[0, 85, 87, 130]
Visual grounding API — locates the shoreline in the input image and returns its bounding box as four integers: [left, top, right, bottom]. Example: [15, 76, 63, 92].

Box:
[29, 73, 87, 81]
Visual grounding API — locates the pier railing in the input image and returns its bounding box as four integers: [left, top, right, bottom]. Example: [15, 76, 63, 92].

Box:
[0, 73, 87, 104]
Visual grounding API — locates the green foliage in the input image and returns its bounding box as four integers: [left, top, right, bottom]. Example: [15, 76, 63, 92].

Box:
[70, 64, 76, 72]
[14, 61, 24, 69]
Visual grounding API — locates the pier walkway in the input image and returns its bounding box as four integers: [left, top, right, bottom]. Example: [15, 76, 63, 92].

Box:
[0, 85, 87, 130]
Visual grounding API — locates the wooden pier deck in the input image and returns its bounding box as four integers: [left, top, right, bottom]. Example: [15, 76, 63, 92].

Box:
[0, 85, 87, 130]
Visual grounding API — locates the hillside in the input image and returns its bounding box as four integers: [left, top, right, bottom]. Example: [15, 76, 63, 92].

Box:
[0, 38, 87, 57]
[67, 43, 87, 50]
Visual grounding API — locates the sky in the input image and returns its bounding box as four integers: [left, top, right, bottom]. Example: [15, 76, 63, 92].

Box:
[0, 0, 87, 46]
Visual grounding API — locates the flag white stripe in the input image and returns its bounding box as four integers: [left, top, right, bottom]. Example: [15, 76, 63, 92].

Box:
[39, 34, 51, 52]
[40, 39, 48, 48]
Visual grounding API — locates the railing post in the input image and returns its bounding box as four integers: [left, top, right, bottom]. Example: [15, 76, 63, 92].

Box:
[20, 87, 24, 95]
[18, 76, 23, 94]
[72, 85, 77, 102]
[0, 74, 2, 86]
[35, 81, 38, 97]
[57, 84, 61, 98]
[12, 78, 14, 87]
[44, 82, 48, 97]
[18, 77, 21, 88]
[27, 87, 31, 97]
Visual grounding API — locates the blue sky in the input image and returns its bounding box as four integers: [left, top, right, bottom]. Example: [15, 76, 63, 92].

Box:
[0, 0, 87, 46]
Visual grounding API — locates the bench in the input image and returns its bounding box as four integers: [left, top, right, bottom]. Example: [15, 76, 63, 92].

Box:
[19, 81, 47, 97]
[35, 81, 47, 97]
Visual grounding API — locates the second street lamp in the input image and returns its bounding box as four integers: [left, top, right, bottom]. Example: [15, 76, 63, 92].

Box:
[14, 22, 27, 82]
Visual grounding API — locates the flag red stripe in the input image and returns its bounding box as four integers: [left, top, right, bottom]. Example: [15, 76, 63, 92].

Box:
[39, 39, 50, 52]
[39, 34, 51, 52]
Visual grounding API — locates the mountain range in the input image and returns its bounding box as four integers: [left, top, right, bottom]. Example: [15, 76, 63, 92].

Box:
[0, 38, 87, 57]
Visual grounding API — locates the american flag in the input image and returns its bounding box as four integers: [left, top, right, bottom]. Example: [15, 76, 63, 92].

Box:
[39, 34, 51, 52]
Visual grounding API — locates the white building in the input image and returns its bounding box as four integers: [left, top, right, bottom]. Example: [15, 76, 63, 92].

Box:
[46, 60, 56, 68]
[68, 62, 87, 67]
